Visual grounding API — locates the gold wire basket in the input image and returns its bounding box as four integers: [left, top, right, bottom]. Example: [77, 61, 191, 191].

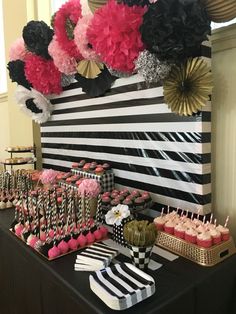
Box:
[156, 231, 236, 266]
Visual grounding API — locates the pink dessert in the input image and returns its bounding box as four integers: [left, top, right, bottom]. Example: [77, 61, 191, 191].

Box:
[103, 192, 110, 197]
[68, 238, 78, 250]
[15, 223, 24, 237]
[164, 220, 175, 234]
[174, 223, 186, 239]
[209, 229, 222, 245]
[99, 226, 108, 238]
[197, 232, 212, 248]
[185, 228, 198, 244]
[58, 240, 69, 254]
[196, 224, 206, 234]
[216, 225, 230, 241]
[77, 233, 87, 247]
[95, 167, 104, 175]
[111, 192, 119, 199]
[93, 229, 103, 240]
[48, 229, 55, 238]
[48, 245, 60, 259]
[154, 216, 165, 231]
[86, 231, 95, 244]
[39, 231, 46, 242]
[27, 235, 39, 248]
[72, 162, 79, 168]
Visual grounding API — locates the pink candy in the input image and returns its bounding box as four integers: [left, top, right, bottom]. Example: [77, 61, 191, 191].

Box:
[68, 238, 78, 250]
[77, 234, 87, 247]
[15, 224, 24, 236]
[99, 226, 108, 238]
[86, 231, 95, 244]
[93, 229, 103, 240]
[58, 240, 69, 254]
[48, 245, 60, 259]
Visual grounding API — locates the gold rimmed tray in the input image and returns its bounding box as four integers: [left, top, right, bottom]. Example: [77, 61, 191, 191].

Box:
[10, 229, 107, 261]
[156, 231, 236, 266]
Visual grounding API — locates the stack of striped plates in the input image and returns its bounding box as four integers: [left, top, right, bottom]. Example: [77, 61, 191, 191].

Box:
[89, 263, 155, 310]
[74, 243, 119, 271]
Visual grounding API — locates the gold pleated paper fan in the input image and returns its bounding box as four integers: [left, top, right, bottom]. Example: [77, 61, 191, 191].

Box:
[163, 57, 213, 116]
[88, 0, 108, 13]
[202, 0, 236, 23]
[76, 60, 104, 79]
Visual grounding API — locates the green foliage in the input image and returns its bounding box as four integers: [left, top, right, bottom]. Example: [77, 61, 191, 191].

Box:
[123, 220, 157, 247]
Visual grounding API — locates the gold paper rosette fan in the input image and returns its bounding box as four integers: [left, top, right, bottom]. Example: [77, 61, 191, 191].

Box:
[163, 57, 213, 116]
[88, 0, 108, 13]
[202, 0, 236, 23]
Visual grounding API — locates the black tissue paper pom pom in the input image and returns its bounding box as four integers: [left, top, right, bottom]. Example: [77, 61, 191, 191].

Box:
[25, 99, 43, 114]
[23, 20, 54, 59]
[7, 60, 32, 90]
[119, 0, 150, 7]
[140, 0, 211, 63]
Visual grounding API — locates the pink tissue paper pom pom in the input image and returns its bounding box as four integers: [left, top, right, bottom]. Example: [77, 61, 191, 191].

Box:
[24, 54, 62, 95]
[74, 14, 100, 62]
[40, 169, 58, 185]
[9, 38, 30, 61]
[87, 0, 146, 74]
[78, 179, 101, 198]
[48, 36, 77, 75]
[54, 0, 82, 59]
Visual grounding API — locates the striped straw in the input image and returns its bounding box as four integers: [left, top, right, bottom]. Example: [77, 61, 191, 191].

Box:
[224, 215, 229, 228]
[95, 194, 102, 226]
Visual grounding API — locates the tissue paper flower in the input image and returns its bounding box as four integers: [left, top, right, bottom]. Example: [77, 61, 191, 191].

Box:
[87, 0, 146, 74]
[40, 169, 58, 185]
[48, 36, 77, 75]
[105, 204, 130, 226]
[54, 0, 82, 59]
[24, 54, 62, 95]
[9, 38, 30, 61]
[23, 20, 54, 59]
[78, 179, 101, 198]
[74, 14, 100, 61]
[7, 60, 32, 90]
[15, 85, 53, 124]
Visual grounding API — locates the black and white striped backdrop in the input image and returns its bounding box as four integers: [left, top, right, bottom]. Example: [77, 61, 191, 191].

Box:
[41, 43, 211, 216]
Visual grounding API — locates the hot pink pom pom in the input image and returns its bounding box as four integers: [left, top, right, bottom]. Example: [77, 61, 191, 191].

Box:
[24, 55, 62, 95]
[99, 226, 108, 237]
[15, 224, 24, 236]
[58, 240, 69, 254]
[48, 36, 77, 75]
[78, 179, 101, 198]
[77, 233, 87, 247]
[86, 231, 95, 244]
[54, 0, 82, 59]
[68, 238, 78, 250]
[9, 38, 30, 61]
[87, 0, 146, 74]
[40, 169, 58, 185]
[93, 229, 103, 240]
[74, 14, 100, 61]
[48, 245, 60, 259]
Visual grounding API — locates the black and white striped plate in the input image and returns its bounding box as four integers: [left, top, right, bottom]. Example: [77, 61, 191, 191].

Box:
[89, 262, 155, 310]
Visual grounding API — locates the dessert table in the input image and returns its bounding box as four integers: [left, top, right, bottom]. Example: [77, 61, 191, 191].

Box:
[0, 209, 236, 314]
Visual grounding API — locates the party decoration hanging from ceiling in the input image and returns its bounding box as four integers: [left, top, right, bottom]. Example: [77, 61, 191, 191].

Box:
[7, 0, 217, 123]
[202, 0, 236, 23]
[163, 57, 213, 116]
[140, 0, 211, 63]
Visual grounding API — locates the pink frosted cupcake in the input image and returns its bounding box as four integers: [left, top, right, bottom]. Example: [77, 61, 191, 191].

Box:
[154, 216, 165, 231]
[174, 223, 186, 239]
[216, 225, 230, 241]
[196, 224, 206, 234]
[185, 228, 198, 244]
[197, 232, 212, 248]
[209, 229, 222, 245]
[164, 220, 175, 235]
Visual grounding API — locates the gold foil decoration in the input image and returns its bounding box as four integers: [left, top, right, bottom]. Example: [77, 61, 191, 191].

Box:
[202, 0, 236, 23]
[163, 57, 213, 116]
[88, 0, 108, 13]
[76, 60, 104, 79]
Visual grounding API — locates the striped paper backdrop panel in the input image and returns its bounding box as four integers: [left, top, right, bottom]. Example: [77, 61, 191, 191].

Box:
[41, 46, 211, 215]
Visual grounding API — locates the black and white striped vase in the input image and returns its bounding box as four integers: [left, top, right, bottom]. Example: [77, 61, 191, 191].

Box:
[128, 245, 153, 270]
[112, 217, 132, 247]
